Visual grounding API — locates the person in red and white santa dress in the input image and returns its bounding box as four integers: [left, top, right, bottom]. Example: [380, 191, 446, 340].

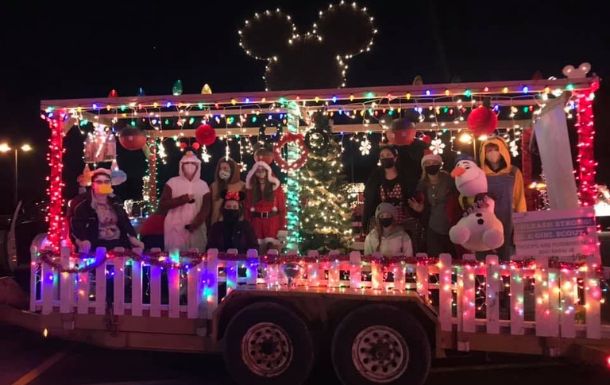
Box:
[244, 161, 287, 251]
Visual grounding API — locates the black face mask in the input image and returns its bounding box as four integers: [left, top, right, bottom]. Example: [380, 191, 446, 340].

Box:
[379, 217, 393, 228]
[425, 165, 441, 175]
[222, 209, 239, 223]
[380, 158, 395, 169]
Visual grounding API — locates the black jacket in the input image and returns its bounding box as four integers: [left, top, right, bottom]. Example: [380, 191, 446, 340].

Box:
[70, 192, 136, 248]
[207, 220, 259, 254]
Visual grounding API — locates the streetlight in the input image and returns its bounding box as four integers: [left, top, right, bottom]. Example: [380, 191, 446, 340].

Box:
[0, 142, 33, 207]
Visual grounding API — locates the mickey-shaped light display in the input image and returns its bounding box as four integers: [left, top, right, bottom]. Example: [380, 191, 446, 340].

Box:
[238, 2, 376, 90]
[562, 62, 591, 79]
[449, 158, 504, 252]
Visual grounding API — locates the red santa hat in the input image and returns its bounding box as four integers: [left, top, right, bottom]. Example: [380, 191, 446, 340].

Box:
[421, 150, 442, 166]
[246, 161, 280, 190]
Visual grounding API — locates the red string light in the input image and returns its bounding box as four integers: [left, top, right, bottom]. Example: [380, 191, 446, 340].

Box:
[575, 81, 599, 207]
[45, 114, 66, 252]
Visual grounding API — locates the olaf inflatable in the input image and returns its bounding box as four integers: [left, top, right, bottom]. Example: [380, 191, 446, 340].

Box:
[449, 158, 504, 252]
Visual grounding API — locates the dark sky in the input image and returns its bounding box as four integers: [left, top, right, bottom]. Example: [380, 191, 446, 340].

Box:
[0, 0, 609, 214]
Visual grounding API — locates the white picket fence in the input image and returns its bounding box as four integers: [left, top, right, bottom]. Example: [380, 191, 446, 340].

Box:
[29, 247, 606, 340]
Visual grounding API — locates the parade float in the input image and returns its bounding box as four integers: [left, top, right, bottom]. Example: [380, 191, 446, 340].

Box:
[1, 3, 609, 385]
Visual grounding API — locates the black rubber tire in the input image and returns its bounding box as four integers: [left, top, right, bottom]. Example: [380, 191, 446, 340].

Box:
[331, 304, 431, 385]
[222, 302, 315, 385]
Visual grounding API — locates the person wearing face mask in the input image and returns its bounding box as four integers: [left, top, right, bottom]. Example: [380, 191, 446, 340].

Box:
[207, 191, 258, 253]
[479, 137, 527, 260]
[244, 161, 287, 251]
[408, 151, 461, 257]
[364, 203, 413, 257]
[160, 151, 211, 251]
[209, 158, 245, 226]
[363, 146, 419, 245]
[70, 168, 143, 253]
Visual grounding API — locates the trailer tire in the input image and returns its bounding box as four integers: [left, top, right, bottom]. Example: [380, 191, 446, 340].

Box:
[331, 304, 431, 385]
[222, 302, 314, 385]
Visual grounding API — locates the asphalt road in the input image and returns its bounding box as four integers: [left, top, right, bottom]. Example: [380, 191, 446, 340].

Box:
[0, 323, 608, 385]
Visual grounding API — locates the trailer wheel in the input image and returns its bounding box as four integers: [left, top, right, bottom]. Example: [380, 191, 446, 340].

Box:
[331, 304, 431, 385]
[223, 302, 314, 385]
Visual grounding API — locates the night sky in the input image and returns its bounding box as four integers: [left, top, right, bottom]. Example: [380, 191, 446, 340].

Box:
[0, 0, 609, 215]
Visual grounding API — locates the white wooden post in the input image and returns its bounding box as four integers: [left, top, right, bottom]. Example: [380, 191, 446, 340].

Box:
[205, 249, 219, 318]
[59, 246, 73, 313]
[547, 264, 560, 337]
[459, 254, 476, 333]
[41, 255, 56, 315]
[415, 253, 429, 303]
[150, 264, 162, 317]
[266, 249, 280, 287]
[306, 250, 320, 287]
[94, 247, 107, 316]
[246, 249, 259, 286]
[535, 255, 550, 336]
[371, 252, 383, 290]
[393, 261, 406, 292]
[559, 267, 576, 338]
[113, 257, 125, 316]
[439, 253, 453, 331]
[187, 263, 202, 319]
[168, 267, 180, 319]
[131, 259, 143, 317]
[510, 256, 525, 335]
[77, 267, 89, 315]
[225, 249, 239, 295]
[585, 254, 601, 339]
[485, 255, 500, 334]
[29, 246, 39, 312]
[349, 251, 362, 289]
[328, 251, 341, 288]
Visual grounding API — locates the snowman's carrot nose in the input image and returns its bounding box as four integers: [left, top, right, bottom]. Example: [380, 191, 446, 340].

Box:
[451, 167, 466, 178]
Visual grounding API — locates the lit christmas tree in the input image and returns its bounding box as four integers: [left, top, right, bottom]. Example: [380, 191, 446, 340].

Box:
[299, 112, 352, 253]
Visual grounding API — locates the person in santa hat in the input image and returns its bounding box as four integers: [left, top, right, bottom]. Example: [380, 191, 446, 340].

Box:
[70, 168, 143, 253]
[160, 151, 211, 251]
[244, 161, 287, 250]
[408, 151, 461, 257]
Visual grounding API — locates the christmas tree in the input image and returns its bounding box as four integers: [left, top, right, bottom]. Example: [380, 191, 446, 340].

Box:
[299, 112, 352, 253]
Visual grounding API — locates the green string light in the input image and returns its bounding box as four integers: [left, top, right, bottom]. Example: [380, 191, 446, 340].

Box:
[283, 100, 302, 251]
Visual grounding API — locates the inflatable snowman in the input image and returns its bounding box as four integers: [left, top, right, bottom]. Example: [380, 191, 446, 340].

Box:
[449, 158, 504, 252]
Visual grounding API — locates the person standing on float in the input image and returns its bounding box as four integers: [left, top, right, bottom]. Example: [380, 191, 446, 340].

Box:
[160, 151, 211, 251]
[244, 161, 287, 249]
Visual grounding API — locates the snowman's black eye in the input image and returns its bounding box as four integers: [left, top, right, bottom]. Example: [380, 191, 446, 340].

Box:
[465, 167, 471, 170]
[477, 219, 485, 225]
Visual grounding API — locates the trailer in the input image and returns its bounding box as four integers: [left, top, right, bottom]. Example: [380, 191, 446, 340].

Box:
[2, 76, 610, 385]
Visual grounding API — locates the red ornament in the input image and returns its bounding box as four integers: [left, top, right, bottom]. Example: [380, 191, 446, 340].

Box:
[273, 133, 309, 171]
[119, 127, 147, 151]
[195, 124, 216, 146]
[420, 134, 431, 145]
[467, 106, 498, 137]
[192, 142, 201, 150]
[179, 142, 188, 150]
[108, 89, 118, 98]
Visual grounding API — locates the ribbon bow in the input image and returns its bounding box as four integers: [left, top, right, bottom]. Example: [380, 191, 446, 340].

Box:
[225, 191, 241, 201]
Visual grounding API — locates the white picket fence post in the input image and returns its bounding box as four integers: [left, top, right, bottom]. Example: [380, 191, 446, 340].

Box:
[349, 251, 362, 289]
[371, 252, 383, 290]
[438, 253, 453, 332]
[328, 251, 341, 288]
[458, 254, 476, 333]
[547, 262, 560, 337]
[585, 254, 601, 339]
[510, 256, 525, 335]
[94, 247, 107, 315]
[559, 267, 576, 338]
[306, 250, 320, 287]
[245, 249, 259, 286]
[535, 255, 550, 336]
[131, 258, 143, 317]
[41, 254, 56, 315]
[266, 249, 279, 287]
[415, 253, 429, 304]
[150, 263, 162, 317]
[485, 255, 500, 334]
[225, 249, 239, 295]
[59, 246, 73, 313]
[205, 249, 219, 318]
[29, 246, 39, 312]
[113, 256, 126, 316]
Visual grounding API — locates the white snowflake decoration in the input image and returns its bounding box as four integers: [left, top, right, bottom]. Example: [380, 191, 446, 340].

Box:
[201, 145, 212, 163]
[429, 138, 446, 155]
[509, 139, 519, 157]
[359, 136, 371, 156]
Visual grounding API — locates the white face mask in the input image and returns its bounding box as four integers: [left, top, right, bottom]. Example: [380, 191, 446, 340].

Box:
[218, 170, 231, 180]
[182, 164, 197, 179]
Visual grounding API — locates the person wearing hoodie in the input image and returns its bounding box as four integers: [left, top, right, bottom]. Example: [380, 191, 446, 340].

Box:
[364, 203, 413, 257]
[479, 137, 527, 260]
[209, 158, 245, 226]
[408, 151, 461, 257]
[160, 151, 211, 251]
